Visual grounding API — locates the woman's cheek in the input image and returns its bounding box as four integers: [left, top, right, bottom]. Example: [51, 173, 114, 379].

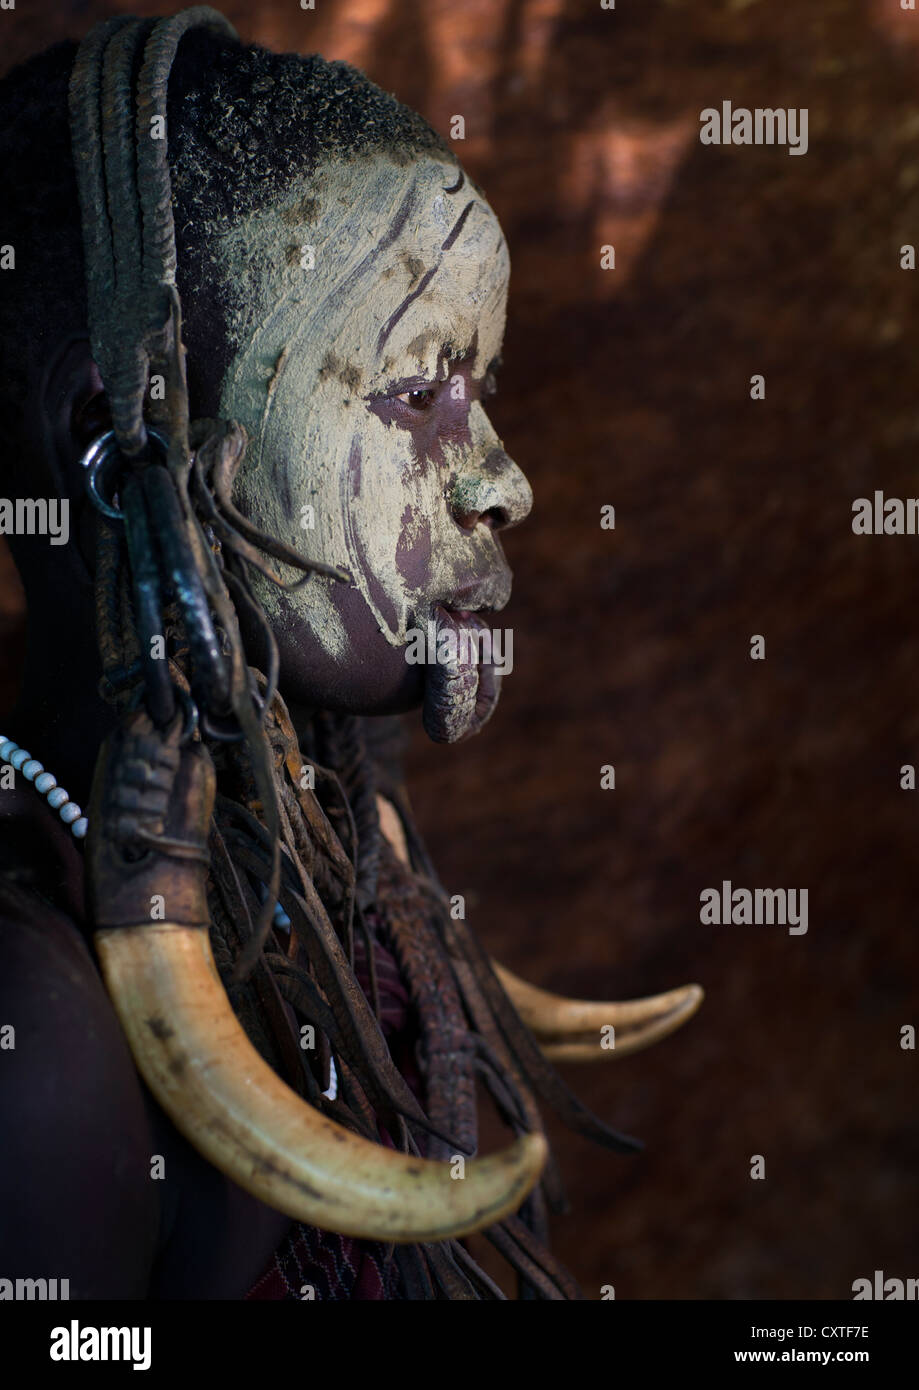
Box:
[347, 425, 439, 612]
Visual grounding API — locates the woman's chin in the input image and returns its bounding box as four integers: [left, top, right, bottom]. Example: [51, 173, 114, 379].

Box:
[276, 655, 426, 720]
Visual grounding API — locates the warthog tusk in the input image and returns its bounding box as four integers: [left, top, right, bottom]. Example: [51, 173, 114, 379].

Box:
[95, 921, 547, 1241]
[492, 963, 703, 1062]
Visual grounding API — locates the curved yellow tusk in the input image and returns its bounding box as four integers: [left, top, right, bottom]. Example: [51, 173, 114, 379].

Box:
[493, 962, 703, 1062]
[95, 922, 547, 1241]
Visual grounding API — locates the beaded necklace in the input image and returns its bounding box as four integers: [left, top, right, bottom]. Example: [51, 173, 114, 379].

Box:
[0, 735, 88, 838]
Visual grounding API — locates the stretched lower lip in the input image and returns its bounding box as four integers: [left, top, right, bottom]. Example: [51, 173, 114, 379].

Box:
[437, 601, 489, 625]
[422, 603, 503, 744]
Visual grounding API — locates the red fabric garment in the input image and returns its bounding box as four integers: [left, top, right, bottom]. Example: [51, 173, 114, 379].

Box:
[243, 1221, 398, 1301]
[245, 920, 421, 1301]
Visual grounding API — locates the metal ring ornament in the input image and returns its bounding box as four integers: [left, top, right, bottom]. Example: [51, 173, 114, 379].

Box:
[81, 427, 170, 519]
[199, 677, 266, 743]
[175, 685, 201, 746]
[82, 428, 263, 742]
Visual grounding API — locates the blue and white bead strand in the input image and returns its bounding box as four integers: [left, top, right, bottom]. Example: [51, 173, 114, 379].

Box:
[0, 736, 292, 930]
[0, 732, 336, 1094]
[0, 736, 88, 839]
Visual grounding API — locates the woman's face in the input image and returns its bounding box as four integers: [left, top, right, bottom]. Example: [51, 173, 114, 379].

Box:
[215, 151, 532, 740]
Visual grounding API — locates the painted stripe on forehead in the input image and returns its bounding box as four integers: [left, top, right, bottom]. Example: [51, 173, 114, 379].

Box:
[316, 178, 420, 330]
[256, 178, 421, 433]
[443, 170, 465, 195]
[376, 199, 486, 354]
[441, 199, 476, 252]
[376, 262, 440, 354]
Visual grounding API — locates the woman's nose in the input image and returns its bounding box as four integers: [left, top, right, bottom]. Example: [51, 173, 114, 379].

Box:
[449, 447, 533, 532]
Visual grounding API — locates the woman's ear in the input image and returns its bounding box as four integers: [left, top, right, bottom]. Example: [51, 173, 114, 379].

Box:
[70, 377, 112, 453]
[41, 337, 110, 471]
[38, 337, 111, 579]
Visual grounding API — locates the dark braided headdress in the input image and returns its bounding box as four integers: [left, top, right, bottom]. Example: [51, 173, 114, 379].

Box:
[69, 7, 638, 1300]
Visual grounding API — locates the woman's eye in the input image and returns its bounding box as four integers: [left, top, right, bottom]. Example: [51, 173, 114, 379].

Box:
[396, 387, 437, 411]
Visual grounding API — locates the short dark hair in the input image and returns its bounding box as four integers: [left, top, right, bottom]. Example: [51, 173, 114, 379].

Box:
[0, 27, 455, 487]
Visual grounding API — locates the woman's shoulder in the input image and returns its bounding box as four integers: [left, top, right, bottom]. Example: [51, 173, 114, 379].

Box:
[0, 840, 161, 1296]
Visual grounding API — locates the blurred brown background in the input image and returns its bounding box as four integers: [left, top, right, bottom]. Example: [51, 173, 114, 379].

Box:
[3, 0, 919, 1299]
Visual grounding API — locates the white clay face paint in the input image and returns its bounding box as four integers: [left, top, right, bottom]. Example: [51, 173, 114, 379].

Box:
[215, 152, 521, 671]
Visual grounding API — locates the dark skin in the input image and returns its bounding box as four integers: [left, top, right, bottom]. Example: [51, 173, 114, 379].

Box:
[1, 341, 292, 1297]
[256, 351, 515, 724]
[216, 152, 533, 739]
[0, 291, 530, 1293]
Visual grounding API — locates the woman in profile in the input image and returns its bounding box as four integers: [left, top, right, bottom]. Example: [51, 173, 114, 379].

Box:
[0, 8, 700, 1299]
